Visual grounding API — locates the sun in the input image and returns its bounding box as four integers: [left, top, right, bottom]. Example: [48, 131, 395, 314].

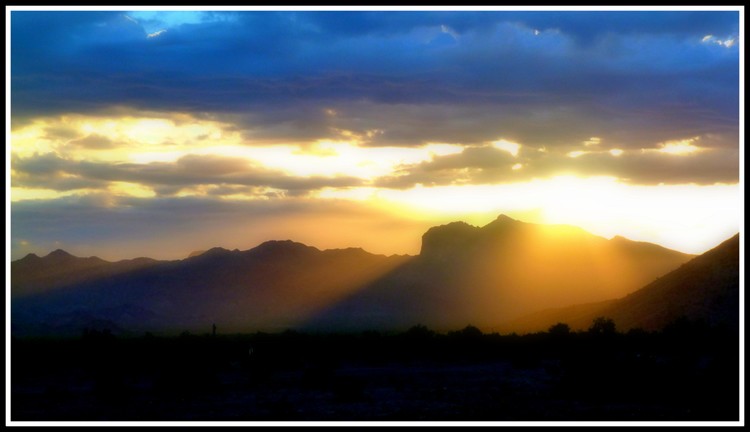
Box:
[368, 175, 739, 254]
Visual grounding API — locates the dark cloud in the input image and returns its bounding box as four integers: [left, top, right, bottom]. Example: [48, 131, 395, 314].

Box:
[11, 153, 364, 195]
[44, 125, 81, 140]
[233, 99, 737, 153]
[499, 11, 739, 44]
[376, 146, 518, 188]
[11, 10, 739, 153]
[244, 11, 738, 42]
[532, 148, 740, 185]
[67, 134, 116, 149]
[375, 140, 739, 188]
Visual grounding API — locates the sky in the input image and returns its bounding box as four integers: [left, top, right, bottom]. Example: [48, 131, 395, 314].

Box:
[7, 7, 743, 261]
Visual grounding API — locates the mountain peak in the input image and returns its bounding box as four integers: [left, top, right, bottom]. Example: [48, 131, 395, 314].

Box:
[495, 214, 517, 223]
[203, 246, 233, 256]
[42, 249, 109, 264]
[421, 221, 478, 238]
[258, 239, 310, 248]
[483, 214, 523, 230]
[251, 240, 319, 256]
[187, 249, 207, 258]
[420, 216, 525, 258]
[19, 253, 40, 261]
[46, 249, 74, 259]
[420, 221, 480, 257]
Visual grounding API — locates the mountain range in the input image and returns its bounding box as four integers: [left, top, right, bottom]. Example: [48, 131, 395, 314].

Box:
[499, 233, 740, 333]
[11, 215, 738, 336]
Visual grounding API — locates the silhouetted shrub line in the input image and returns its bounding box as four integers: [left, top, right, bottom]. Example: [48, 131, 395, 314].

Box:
[11, 316, 738, 420]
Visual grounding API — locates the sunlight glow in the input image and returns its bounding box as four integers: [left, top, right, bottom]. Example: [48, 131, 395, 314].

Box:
[194, 142, 464, 179]
[10, 113, 243, 163]
[656, 137, 704, 155]
[423, 143, 465, 157]
[107, 182, 156, 198]
[10, 188, 79, 201]
[375, 176, 739, 254]
[491, 139, 521, 156]
[123, 119, 178, 145]
[583, 137, 601, 146]
[11, 114, 472, 184]
[567, 150, 587, 158]
[315, 187, 383, 201]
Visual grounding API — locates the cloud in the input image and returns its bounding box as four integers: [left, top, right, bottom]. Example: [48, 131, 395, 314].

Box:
[701, 34, 737, 48]
[491, 139, 521, 156]
[11, 153, 364, 195]
[527, 146, 738, 184]
[9, 10, 739, 190]
[374, 136, 738, 188]
[567, 151, 588, 158]
[67, 134, 116, 149]
[146, 29, 167, 38]
[653, 136, 704, 155]
[11, 11, 739, 148]
[375, 145, 520, 189]
[583, 137, 601, 146]
[440, 24, 460, 40]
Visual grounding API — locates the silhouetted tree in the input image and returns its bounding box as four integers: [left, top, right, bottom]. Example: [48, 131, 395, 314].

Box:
[548, 322, 571, 336]
[403, 324, 435, 339]
[458, 325, 483, 339]
[588, 317, 616, 335]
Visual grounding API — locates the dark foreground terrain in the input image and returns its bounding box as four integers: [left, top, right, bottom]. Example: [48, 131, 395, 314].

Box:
[11, 320, 740, 422]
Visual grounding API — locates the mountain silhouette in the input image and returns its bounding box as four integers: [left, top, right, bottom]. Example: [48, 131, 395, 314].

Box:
[501, 233, 740, 333]
[303, 215, 694, 331]
[12, 240, 411, 335]
[12, 215, 700, 335]
[11, 249, 162, 298]
[187, 249, 208, 258]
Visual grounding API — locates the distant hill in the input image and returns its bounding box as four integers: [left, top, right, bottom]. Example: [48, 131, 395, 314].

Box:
[12, 215, 702, 336]
[11, 249, 162, 298]
[303, 215, 694, 332]
[187, 250, 207, 258]
[11, 241, 412, 336]
[501, 233, 740, 333]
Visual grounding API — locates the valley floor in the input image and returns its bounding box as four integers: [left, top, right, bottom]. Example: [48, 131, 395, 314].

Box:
[11, 325, 740, 422]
